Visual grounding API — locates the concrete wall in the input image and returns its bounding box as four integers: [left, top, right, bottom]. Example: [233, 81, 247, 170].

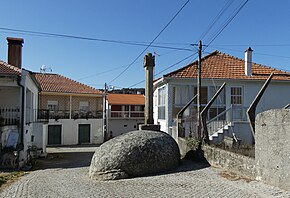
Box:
[256, 109, 290, 191]
[203, 145, 256, 179]
[231, 121, 253, 145]
[47, 119, 103, 145]
[0, 86, 20, 107]
[108, 119, 144, 137]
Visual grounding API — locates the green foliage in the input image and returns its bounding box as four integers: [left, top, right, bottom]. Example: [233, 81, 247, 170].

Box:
[186, 137, 200, 150]
[0, 172, 26, 187]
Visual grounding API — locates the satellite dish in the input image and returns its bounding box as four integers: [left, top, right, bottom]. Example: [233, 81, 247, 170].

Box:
[40, 65, 52, 73]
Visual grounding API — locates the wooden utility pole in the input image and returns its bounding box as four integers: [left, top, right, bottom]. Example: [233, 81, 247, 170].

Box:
[197, 40, 202, 141]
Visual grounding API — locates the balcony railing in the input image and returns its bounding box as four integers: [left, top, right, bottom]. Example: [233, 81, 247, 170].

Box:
[110, 110, 144, 118]
[0, 107, 20, 126]
[37, 109, 103, 120]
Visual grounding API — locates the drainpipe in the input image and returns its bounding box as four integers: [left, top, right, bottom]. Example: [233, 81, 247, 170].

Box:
[17, 75, 25, 150]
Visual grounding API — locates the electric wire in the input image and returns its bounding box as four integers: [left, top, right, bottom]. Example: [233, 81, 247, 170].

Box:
[107, 0, 191, 84]
[198, 0, 235, 41]
[0, 28, 193, 52]
[128, 52, 196, 88]
[205, 0, 250, 48]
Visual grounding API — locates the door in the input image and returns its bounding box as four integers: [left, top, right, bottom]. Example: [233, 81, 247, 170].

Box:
[78, 124, 90, 144]
[48, 125, 61, 145]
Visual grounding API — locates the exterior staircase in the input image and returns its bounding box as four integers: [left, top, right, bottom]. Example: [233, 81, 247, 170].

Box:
[209, 122, 234, 144]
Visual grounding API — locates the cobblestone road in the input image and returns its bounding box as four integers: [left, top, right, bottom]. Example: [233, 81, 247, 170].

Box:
[0, 148, 289, 198]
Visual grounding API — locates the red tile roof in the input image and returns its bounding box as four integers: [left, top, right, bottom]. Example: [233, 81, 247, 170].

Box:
[0, 60, 21, 75]
[34, 73, 103, 95]
[164, 51, 290, 81]
[107, 93, 145, 105]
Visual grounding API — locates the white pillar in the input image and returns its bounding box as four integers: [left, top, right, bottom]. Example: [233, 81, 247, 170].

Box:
[42, 124, 47, 155]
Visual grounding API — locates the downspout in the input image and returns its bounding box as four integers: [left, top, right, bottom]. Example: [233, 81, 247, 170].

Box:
[17, 75, 25, 150]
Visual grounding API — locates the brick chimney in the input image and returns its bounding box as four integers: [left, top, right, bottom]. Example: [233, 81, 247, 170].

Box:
[245, 47, 253, 76]
[7, 37, 24, 69]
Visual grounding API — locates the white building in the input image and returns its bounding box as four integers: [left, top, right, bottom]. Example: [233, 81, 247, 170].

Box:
[34, 73, 104, 146]
[153, 49, 290, 144]
[0, 37, 40, 167]
[106, 93, 145, 138]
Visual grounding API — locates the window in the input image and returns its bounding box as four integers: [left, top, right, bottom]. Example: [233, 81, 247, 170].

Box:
[79, 101, 89, 111]
[193, 86, 208, 104]
[173, 86, 189, 106]
[134, 105, 142, 111]
[158, 87, 166, 119]
[209, 86, 226, 105]
[231, 87, 243, 105]
[47, 101, 58, 111]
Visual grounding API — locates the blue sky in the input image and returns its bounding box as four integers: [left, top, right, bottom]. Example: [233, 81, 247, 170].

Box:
[0, 0, 290, 89]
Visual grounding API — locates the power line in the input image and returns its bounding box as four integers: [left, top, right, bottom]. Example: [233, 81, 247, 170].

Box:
[77, 46, 190, 81]
[129, 53, 196, 88]
[108, 0, 191, 84]
[206, 45, 290, 59]
[0, 27, 193, 52]
[198, 0, 235, 41]
[205, 0, 250, 48]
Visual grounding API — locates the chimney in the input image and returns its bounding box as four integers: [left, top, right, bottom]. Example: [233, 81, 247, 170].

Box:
[245, 47, 253, 76]
[7, 37, 24, 69]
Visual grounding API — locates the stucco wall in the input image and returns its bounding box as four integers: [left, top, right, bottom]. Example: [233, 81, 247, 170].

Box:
[48, 119, 103, 145]
[108, 119, 144, 138]
[0, 87, 20, 107]
[256, 109, 290, 191]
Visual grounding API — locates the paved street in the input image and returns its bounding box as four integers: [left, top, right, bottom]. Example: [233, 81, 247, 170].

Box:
[0, 146, 290, 198]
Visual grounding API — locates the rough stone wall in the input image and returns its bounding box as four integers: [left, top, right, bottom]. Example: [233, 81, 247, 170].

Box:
[255, 109, 290, 191]
[203, 145, 256, 179]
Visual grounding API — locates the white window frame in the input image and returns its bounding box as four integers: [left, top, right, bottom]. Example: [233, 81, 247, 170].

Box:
[173, 85, 189, 106]
[158, 86, 166, 120]
[231, 86, 243, 106]
[47, 100, 58, 111]
[79, 101, 89, 111]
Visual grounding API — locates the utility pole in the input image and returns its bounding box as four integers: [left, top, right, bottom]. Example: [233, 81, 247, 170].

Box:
[197, 40, 202, 142]
[103, 83, 108, 142]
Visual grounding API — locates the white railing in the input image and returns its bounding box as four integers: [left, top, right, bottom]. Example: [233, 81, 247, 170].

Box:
[207, 105, 248, 136]
[0, 107, 20, 126]
[110, 111, 144, 118]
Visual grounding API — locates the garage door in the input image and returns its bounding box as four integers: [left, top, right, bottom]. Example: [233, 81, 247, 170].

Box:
[78, 124, 90, 144]
[48, 125, 61, 145]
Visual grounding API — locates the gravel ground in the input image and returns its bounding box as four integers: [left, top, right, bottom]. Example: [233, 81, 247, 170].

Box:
[0, 148, 290, 198]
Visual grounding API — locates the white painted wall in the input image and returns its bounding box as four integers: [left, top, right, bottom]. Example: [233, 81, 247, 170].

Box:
[154, 77, 290, 135]
[0, 87, 20, 107]
[47, 118, 103, 145]
[108, 119, 144, 137]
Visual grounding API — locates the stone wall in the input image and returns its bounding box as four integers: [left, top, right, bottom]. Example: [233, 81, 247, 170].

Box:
[203, 145, 256, 179]
[255, 109, 290, 191]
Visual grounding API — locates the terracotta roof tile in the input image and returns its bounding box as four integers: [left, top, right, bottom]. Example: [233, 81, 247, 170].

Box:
[34, 73, 103, 95]
[164, 51, 290, 81]
[107, 93, 145, 105]
[0, 60, 21, 75]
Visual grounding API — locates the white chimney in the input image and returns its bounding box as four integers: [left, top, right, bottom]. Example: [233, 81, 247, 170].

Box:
[245, 47, 253, 76]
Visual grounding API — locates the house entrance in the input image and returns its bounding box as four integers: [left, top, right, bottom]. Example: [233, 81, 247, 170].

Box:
[48, 125, 61, 145]
[78, 124, 90, 144]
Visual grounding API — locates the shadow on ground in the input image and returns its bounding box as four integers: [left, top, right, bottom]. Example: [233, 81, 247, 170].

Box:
[32, 149, 211, 179]
[32, 152, 94, 170]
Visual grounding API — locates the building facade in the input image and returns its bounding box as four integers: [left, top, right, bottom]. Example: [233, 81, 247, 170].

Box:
[154, 49, 290, 144]
[106, 93, 145, 138]
[34, 73, 104, 146]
